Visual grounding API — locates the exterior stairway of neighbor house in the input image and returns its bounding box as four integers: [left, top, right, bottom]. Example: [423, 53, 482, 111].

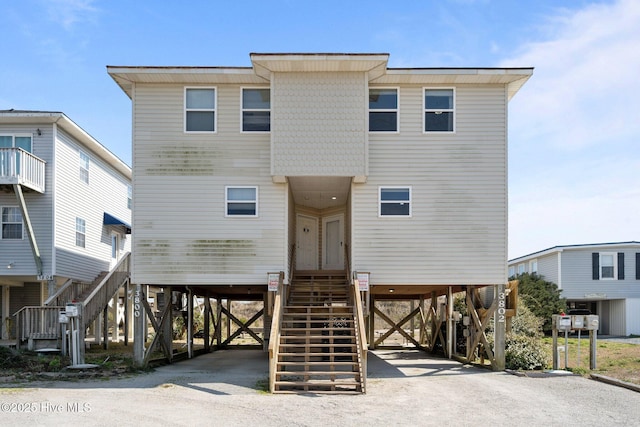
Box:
[273, 270, 365, 394]
[13, 253, 130, 349]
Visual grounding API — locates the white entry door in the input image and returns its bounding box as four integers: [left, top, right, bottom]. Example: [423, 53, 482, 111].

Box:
[110, 231, 120, 270]
[322, 214, 344, 270]
[296, 215, 318, 270]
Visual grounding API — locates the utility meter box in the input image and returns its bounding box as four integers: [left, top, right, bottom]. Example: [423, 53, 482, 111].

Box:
[554, 315, 572, 331]
[65, 303, 78, 317]
[572, 315, 585, 329]
[585, 315, 599, 330]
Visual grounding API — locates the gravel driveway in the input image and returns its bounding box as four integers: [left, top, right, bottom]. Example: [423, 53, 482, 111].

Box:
[1, 349, 638, 426]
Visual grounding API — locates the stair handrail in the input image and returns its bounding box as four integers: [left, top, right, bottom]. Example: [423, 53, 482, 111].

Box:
[43, 278, 74, 306]
[268, 271, 284, 392]
[351, 272, 368, 393]
[81, 252, 131, 329]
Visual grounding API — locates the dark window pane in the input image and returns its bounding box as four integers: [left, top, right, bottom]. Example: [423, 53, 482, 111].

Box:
[187, 111, 215, 132]
[425, 112, 453, 132]
[2, 224, 22, 239]
[425, 90, 453, 109]
[381, 188, 410, 201]
[381, 203, 410, 216]
[601, 266, 614, 278]
[228, 202, 256, 216]
[243, 111, 270, 132]
[243, 89, 270, 109]
[369, 112, 397, 132]
[369, 89, 397, 109]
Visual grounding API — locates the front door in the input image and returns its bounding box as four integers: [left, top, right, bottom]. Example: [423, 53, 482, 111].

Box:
[296, 215, 318, 270]
[110, 231, 120, 270]
[323, 214, 344, 270]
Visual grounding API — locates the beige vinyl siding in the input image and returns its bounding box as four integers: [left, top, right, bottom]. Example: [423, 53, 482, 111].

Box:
[271, 72, 367, 177]
[54, 128, 131, 282]
[132, 84, 285, 285]
[352, 85, 508, 285]
[0, 124, 54, 277]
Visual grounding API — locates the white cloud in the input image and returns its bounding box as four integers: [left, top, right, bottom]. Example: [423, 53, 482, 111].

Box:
[45, 0, 99, 30]
[503, 0, 640, 258]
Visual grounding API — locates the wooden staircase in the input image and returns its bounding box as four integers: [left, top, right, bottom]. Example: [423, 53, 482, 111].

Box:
[273, 270, 365, 394]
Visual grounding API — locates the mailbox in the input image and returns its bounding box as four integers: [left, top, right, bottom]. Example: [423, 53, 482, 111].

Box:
[65, 303, 78, 317]
[572, 315, 584, 329]
[59, 312, 69, 324]
[554, 315, 572, 331]
[585, 315, 599, 330]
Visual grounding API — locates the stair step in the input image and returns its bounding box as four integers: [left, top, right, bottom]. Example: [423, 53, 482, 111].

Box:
[276, 371, 359, 377]
[279, 343, 356, 348]
[278, 352, 357, 357]
[277, 361, 359, 366]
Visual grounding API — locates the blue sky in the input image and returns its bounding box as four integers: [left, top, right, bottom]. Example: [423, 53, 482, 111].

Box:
[1, 0, 638, 259]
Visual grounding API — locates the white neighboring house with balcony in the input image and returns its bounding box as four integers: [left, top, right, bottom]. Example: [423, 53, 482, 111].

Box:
[508, 241, 640, 336]
[0, 110, 131, 341]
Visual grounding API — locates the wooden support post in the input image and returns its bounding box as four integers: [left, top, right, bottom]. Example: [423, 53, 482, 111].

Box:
[493, 283, 506, 371]
[164, 287, 173, 361]
[102, 305, 109, 350]
[226, 299, 231, 340]
[112, 297, 120, 343]
[368, 294, 376, 349]
[447, 286, 453, 359]
[133, 284, 145, 366]
[262, 292, 270, 351]
[419, 296, 425, 345]
[124, 280, 130, 346]
[203, 295, 211, 352]
[187, 287, 193, 359]
[589, 329, 597, 370]
[216, 298, 222, 347]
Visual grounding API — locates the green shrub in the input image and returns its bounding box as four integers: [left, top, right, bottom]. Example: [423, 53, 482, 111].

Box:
[504, 334, 549, 370]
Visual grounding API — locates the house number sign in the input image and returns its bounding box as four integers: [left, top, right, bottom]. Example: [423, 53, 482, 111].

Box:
[497, 291, 506, 323]
[134, 289, 141, 318]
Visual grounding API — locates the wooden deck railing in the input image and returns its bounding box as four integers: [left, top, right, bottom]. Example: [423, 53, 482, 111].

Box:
[0, 148, 46, 193]
[351, 274, 368, 393]
[44, 278, 80, 307]
[14, 306, 64, 343]
[268, 272, 285, 392]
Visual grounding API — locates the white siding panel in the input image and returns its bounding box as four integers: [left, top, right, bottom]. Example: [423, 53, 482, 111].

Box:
[54, 128, 131, 282]
[353, 85, 508, 285]
[625, 298, 640, 335]
[537, 253, 559, 285]
[133, 84, 285, 285]
[608, 299, 626, 336]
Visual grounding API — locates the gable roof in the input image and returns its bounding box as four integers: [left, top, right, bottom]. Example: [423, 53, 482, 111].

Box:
[509, 241, 640, 264]
[0, 109, 131, 179]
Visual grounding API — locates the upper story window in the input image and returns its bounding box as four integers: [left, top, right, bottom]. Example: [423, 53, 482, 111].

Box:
[379, 187, 411, 217]
[0, 134, 32, 151]
[369, 88, 398, 132]
[529, 259, 538, 274]
[79, 152, 89, 184]
[517, 263, 525, 275]
[424, 88, 455, 132]
[75, 217, 86, 248]
[225, 186, 258, 217]
[600, 252, 617, 279]
[185, 87, 216, 132]
[242, 88, 270, 132]
[508, 266, 516, 277]
[1, 207, 23, 240]
[127, 185, 132, 209]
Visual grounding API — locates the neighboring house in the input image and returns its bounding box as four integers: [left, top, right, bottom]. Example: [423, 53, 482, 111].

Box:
[508, 241, 640, 335]
[108, 53, 532, 376]
[0, 110, 132, 340]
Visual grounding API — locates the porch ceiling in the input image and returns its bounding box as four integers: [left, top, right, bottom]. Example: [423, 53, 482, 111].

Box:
[288, 176, 351, 210]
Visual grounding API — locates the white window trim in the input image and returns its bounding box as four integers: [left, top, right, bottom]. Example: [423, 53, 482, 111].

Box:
[423, 87, 456, 134]
[529, 259, 538, 274]
[79, 151, 89, 184]
[368, 87, 400, 133]
[378, 186, 412, 218]
[184, 86, 217, 134]
[599, 252, 617, 280]
[240, 87, 271, 133]
[1, 206, 23, 240]
[225, 186, 258, 218]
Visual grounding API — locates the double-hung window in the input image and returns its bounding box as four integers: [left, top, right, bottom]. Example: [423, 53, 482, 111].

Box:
[517, 263, 525, 275]
[379, 187, 411, 217]
[79, 152, 89, 184]
[185, 87, 216, 132]
[75, 217, 86, 248]
[529, 259, 538, 274]
[424, 88, 455, 132]
[599, 253, 616, 279]
[1, 207, 23, 239]
[242, 88, 270, 132]
[369, 88, 398, 132]
[226, 186, 258, 217]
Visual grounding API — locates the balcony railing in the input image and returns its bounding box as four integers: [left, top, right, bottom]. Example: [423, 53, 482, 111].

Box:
[0, 148, 46, 193]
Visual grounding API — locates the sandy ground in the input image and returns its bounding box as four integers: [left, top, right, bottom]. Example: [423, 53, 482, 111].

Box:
[1, 348, 639, 426]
